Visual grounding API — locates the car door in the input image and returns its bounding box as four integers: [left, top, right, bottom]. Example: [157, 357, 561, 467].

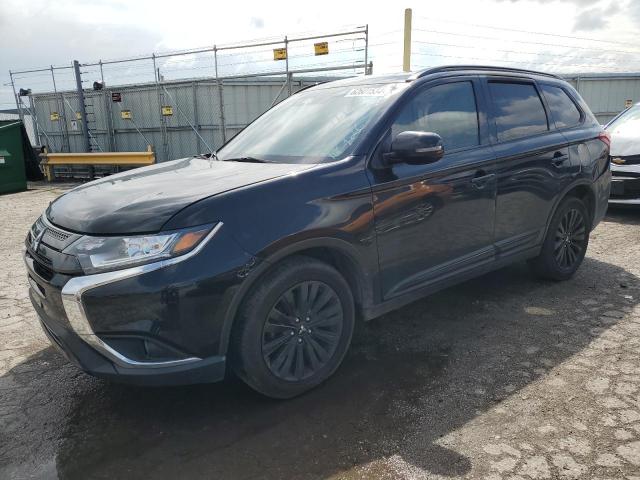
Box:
[484, 78, 574, 257]
[538, 82, 588, 179]
[366, 78, 497, 300]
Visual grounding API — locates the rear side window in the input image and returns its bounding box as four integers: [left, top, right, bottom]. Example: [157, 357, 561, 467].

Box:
[540, 85, 582, 128]
[488, 82, 548, 141]
[392, 81, 479, 151]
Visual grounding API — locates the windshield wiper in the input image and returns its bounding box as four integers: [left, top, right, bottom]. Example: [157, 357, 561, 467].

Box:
[195, 152, 220, 161]
[223, 156, 271, 163]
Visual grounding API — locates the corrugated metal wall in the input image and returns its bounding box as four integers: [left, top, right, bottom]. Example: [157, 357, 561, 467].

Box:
[29, 73, 640, 159]
[30, 77, 320, 162]
[564, 74, 640, 125]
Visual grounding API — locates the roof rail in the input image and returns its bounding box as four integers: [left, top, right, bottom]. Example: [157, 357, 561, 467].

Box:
[407, 65, 562, 81]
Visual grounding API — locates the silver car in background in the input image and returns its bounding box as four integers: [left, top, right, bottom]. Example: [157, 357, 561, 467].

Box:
[606, 103, 640, 205]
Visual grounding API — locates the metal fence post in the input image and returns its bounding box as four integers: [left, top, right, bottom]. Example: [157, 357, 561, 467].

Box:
[285, 36, 292, 96]
[96, 64, 112, 151]
[214, 46, 227, 145]
[105, 89, 116, 151]
[9, 71, 25, 124]
[153, 54, 169, 161]
[159, 69, 169, 161]
[73, 60, 91, 152]
[192, 81, 201, 153]
[364, 24, 370, 75]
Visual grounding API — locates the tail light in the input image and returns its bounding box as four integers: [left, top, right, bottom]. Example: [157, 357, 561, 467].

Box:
[598, 131, 611, 149]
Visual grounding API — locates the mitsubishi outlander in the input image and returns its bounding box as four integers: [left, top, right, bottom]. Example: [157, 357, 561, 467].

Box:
[25, 66, 611, 398]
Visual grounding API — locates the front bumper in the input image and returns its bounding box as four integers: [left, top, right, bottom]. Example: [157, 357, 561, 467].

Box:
[24, 220, 256, 386]
[31, 288, 226, 386]
[609, 164, 640, 205]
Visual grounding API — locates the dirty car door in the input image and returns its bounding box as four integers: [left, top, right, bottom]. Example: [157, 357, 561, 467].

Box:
[367, 79, 496, 300]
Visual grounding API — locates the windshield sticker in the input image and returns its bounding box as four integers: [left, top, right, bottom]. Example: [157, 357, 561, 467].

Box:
[345, 86, 393, 97]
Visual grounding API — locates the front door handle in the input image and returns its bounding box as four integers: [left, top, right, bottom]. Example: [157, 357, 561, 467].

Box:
[552, 152, 569, 167]
[471, 171, 495, 189]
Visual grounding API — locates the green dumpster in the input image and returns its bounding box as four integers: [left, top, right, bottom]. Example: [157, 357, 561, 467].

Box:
[0, 121, 28, 194]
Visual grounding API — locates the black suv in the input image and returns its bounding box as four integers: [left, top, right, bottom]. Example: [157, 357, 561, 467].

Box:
[25, 66, 611, 398]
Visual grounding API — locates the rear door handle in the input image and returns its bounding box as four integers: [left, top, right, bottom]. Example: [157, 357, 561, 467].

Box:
[552, 152, 569, 167]
[471, 171, 495, 189]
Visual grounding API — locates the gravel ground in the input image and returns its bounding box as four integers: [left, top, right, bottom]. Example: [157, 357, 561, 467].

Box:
[1, 184, 640, 480]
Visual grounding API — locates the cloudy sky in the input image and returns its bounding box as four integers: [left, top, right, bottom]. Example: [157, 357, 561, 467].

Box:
[1, 0, 639, 109]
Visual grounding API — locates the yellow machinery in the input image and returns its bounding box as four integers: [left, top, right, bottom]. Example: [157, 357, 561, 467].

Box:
[40, 146, 155, 181]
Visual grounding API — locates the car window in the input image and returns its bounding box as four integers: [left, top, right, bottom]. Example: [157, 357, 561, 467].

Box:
[488, 82, 549, 141]
[391, 81, 480, 151]
[540, 84, 582, 128]
[217, 82, 409, 164]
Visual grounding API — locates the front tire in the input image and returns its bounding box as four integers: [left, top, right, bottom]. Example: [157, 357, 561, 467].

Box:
[528, 196, 590, 281]
[231, 256, 355, 399]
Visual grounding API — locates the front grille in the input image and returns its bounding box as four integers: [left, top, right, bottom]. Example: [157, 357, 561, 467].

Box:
[610, 177, 640, 199]
[43, 227, 72, 244]
[612, 154, 640, 166]
[611, 169, 640, 179]
[33, 258, 54, 281]
[35, 250, 53, 265]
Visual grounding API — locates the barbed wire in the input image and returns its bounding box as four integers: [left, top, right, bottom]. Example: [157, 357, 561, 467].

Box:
[413, 29, 640, 56]
[8, 18, 640, 103]
[414, 15, 639, 48]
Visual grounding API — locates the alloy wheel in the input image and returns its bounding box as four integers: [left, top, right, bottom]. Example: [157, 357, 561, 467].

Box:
[554, 208, 586, 269]
[261, 281, 344, 382]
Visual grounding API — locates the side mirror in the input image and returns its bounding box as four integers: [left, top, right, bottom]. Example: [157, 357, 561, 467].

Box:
[384, 131, 444, 165]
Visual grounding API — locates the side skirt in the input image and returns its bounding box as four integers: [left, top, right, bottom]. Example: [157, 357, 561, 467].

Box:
[362, 246, 541, 321]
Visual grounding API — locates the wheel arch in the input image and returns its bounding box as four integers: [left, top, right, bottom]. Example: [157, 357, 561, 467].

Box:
[544, 180, 597, 240]
[218, 237, 375, 356]
[566, 184, 596, 228]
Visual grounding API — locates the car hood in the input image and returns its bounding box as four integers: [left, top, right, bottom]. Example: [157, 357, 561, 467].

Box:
[608, 125, 640, 157]
[47, 157, 314, 234]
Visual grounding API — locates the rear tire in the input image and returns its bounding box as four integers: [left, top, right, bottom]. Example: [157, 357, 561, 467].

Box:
[231, 256, 355, 399]
[528, 197, 590, 281]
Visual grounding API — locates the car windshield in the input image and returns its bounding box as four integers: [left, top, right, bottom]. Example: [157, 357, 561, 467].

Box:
[606, 104, 640, 134]
[217, 82, 408, 164]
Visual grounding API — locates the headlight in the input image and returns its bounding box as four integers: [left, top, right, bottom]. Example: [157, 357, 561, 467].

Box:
[64, 224, 215, 274]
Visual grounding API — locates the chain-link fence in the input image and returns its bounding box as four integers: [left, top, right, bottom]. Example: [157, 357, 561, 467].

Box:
[10, 26, 371, 162]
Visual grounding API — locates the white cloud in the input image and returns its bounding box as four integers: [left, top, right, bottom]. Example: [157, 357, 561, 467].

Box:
[574, 2, 621, 30]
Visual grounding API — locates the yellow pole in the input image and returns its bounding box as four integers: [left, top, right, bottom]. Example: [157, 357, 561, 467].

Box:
[403, 8, 412, 72]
